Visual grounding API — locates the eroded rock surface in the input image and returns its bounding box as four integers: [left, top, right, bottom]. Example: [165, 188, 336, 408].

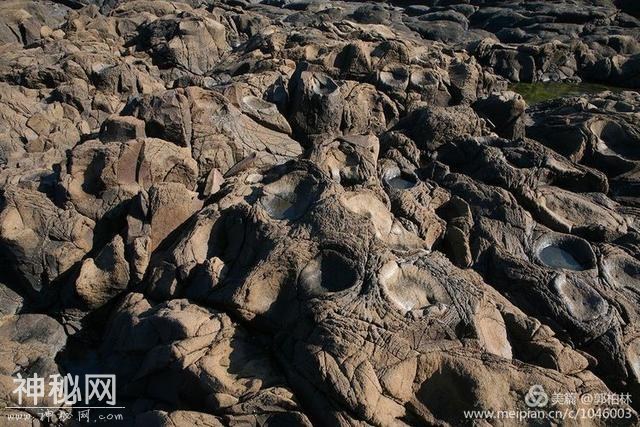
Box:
[0, 0, 640, 426]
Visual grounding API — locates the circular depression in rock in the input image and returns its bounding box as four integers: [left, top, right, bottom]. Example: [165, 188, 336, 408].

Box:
[602, 252, 640, 291]
[260, 172, 317, 220]
[379, 66, 409, 90]
[340, 192, 393, 239]
[387, 174, 417, 190]
[378, 261, 450, 313]
[409, 69, 438, 89]
[591, 120, 640, 161]
[553, 275, 608, 322]
[241, 95, 279, 115]
[310, 73, 339, 96]
[535, 234, 596, 271]
[382, 168, 417, 190]
[299, 250, 358, 298]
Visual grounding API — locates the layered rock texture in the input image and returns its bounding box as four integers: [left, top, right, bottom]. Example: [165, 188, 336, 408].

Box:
[1, 0, 640, 425]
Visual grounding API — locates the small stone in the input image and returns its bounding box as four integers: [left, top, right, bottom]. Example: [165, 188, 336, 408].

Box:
[51, 29, 65, 40]
[40, 25, 52, 39]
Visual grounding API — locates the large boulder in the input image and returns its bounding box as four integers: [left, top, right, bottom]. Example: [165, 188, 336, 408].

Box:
[0, 186, 94, 299]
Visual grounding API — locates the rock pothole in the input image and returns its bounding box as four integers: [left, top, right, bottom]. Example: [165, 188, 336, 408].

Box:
[535, 234, 596, 271]
[260, 172, 318, 220]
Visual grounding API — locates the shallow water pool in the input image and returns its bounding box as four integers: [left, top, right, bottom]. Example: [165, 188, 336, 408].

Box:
[539, 245, 586, 271]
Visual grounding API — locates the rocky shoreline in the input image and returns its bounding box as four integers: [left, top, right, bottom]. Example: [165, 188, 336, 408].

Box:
[1, 0, 640, 425]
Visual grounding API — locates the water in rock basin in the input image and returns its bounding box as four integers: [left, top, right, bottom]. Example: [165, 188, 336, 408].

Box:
[539, 245, 586, 271]
[263, 193, 296, 219]
[387, 176, 414, 190]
